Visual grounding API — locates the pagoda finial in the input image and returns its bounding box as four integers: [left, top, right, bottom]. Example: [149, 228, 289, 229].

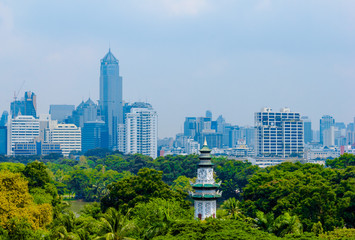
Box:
[203, 138, 207, 146]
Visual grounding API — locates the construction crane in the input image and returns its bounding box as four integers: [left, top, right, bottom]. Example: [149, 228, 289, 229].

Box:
[12, 81, 25, 117]
[14, 80, 25, 101]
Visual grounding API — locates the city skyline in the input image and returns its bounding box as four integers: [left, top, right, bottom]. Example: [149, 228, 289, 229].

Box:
[0, 1, 354, 138]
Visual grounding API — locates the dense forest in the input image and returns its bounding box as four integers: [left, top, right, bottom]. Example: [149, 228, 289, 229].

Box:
[0, 150, 354, 239]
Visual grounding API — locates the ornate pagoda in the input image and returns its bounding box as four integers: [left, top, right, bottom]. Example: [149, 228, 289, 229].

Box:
[190, 139, 222, 220]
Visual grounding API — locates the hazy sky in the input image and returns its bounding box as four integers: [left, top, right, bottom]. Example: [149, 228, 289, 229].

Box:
[0, 0, 354, 137]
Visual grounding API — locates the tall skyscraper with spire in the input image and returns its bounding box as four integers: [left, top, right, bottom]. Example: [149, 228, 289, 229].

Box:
[99, 49, 123, 149]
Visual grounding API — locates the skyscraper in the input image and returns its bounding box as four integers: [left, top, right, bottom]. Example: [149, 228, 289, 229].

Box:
[301, 116, 313, 144]
[72, 99, 100, 128]
[124, 104, 158, 158]
[10, 91, 37, 118]
[99, 49, 123, 150]
[320, 115, 335, 145]
[0, 111, 8, 126]
[255, 107, 304, 158]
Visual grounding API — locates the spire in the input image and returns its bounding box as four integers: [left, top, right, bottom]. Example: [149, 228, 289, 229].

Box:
[101, 49, 118, 64]
[203, 138, 207, 146]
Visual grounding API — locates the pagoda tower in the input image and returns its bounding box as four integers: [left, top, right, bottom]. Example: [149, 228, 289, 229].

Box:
[191, 140, 222, 220]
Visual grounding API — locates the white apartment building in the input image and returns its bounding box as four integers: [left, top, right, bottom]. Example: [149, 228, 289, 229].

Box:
[255, 107, 304, 158]
[48, 124, 81, 157]
[125, 107, 158, 158]
[7, 115, 40, 155]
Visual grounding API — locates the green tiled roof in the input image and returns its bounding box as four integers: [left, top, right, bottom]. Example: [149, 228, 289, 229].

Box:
[192, 183, 221, 188]
[192, 194, 222, 199]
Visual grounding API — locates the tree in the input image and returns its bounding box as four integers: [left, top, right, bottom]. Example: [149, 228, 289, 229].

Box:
[23, 161, 51, 189]
[242, 162, 352, 231]
[171, 175, 194, 193]
[132, 198, 193, 239]
[101, 168, 190, 213]
[311, 221, 323, 236]
[221, 198, 242, 219]
[214, 159, 260, 200]
[326, 153, 355, 169]
[95, 208, 135, 240]
[0, 170, 52, 231]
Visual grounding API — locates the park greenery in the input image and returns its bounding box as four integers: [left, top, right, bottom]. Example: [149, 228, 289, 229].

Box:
[0, 149, 353, 239]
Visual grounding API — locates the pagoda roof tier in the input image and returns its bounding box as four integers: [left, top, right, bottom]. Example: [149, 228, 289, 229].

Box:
[191, 193, 222, 199]
[198, 162, 214, 167]
[192, 183, 221, 188]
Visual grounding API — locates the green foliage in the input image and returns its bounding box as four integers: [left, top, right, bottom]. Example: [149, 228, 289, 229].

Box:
[242, 162, 355, 231]
[23, 161, 51, 189]
[153, 218, 280, 240]
[132, 198, 193, 239]
[256, 211, 303, 237]
[326, 153, 355, 169]
[319, 228, 355, 239]
[311, 222, 324, 236]
[101, 168, 190, 213]
[95, 207, 136, 240]
[171, 175, 194, 193]
[214, 159, 260, 200]
[0, 162, 25, 173]
[221, 198, 242, 219]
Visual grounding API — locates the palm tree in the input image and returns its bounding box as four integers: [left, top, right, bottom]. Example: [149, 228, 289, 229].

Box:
[95, 208, 136, 240]
[221, 198, 241, 219]
[143, 208, 171, 239]
[274, 212, 303, 237]
[256, 211, 276, 233]
[256, 211, 303, 237]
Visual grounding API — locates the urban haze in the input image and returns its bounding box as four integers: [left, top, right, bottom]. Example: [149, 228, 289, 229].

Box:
[0, 1, 354, 138]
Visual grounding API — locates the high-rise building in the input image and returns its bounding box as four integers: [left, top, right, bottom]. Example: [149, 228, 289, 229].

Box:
[124, 105, 158, 158]
[47, 124, 81, 157]
[7, 115, 40, 155]
[0, 111, 8, 126]
[99, 49, 123, 150]
[323, 126, 335, 147]
[49, 105, 75, 123]
[205, 110, 212, 119]
[320, 115, 335, 145]
[72, 99, 100, 128]
[0, 126, 7, 155]
[301, 116, 313, 144]
[184, 117, 197, 138]
[10, 91, 37, 118]
[82, 120, 106, 153]
[255, 107, 304, 158]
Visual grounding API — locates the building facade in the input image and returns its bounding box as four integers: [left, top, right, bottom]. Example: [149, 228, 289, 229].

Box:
[48, 124, 81, 156]
[99, 49, 123, 150]
[10, 91, 37, 118]
[7, 115, 40, 155]
[0, 126, 7, 155]
[81, 120, 106, 153]
[320, 115, 335, 145]
[72, 99, 100, 128]
[124, 106, 158, 158]
[255, 107, 304, 158]
[302, 116, 313, 144]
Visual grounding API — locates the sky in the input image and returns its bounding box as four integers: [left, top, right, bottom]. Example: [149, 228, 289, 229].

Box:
[0, 0, 354, 138]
